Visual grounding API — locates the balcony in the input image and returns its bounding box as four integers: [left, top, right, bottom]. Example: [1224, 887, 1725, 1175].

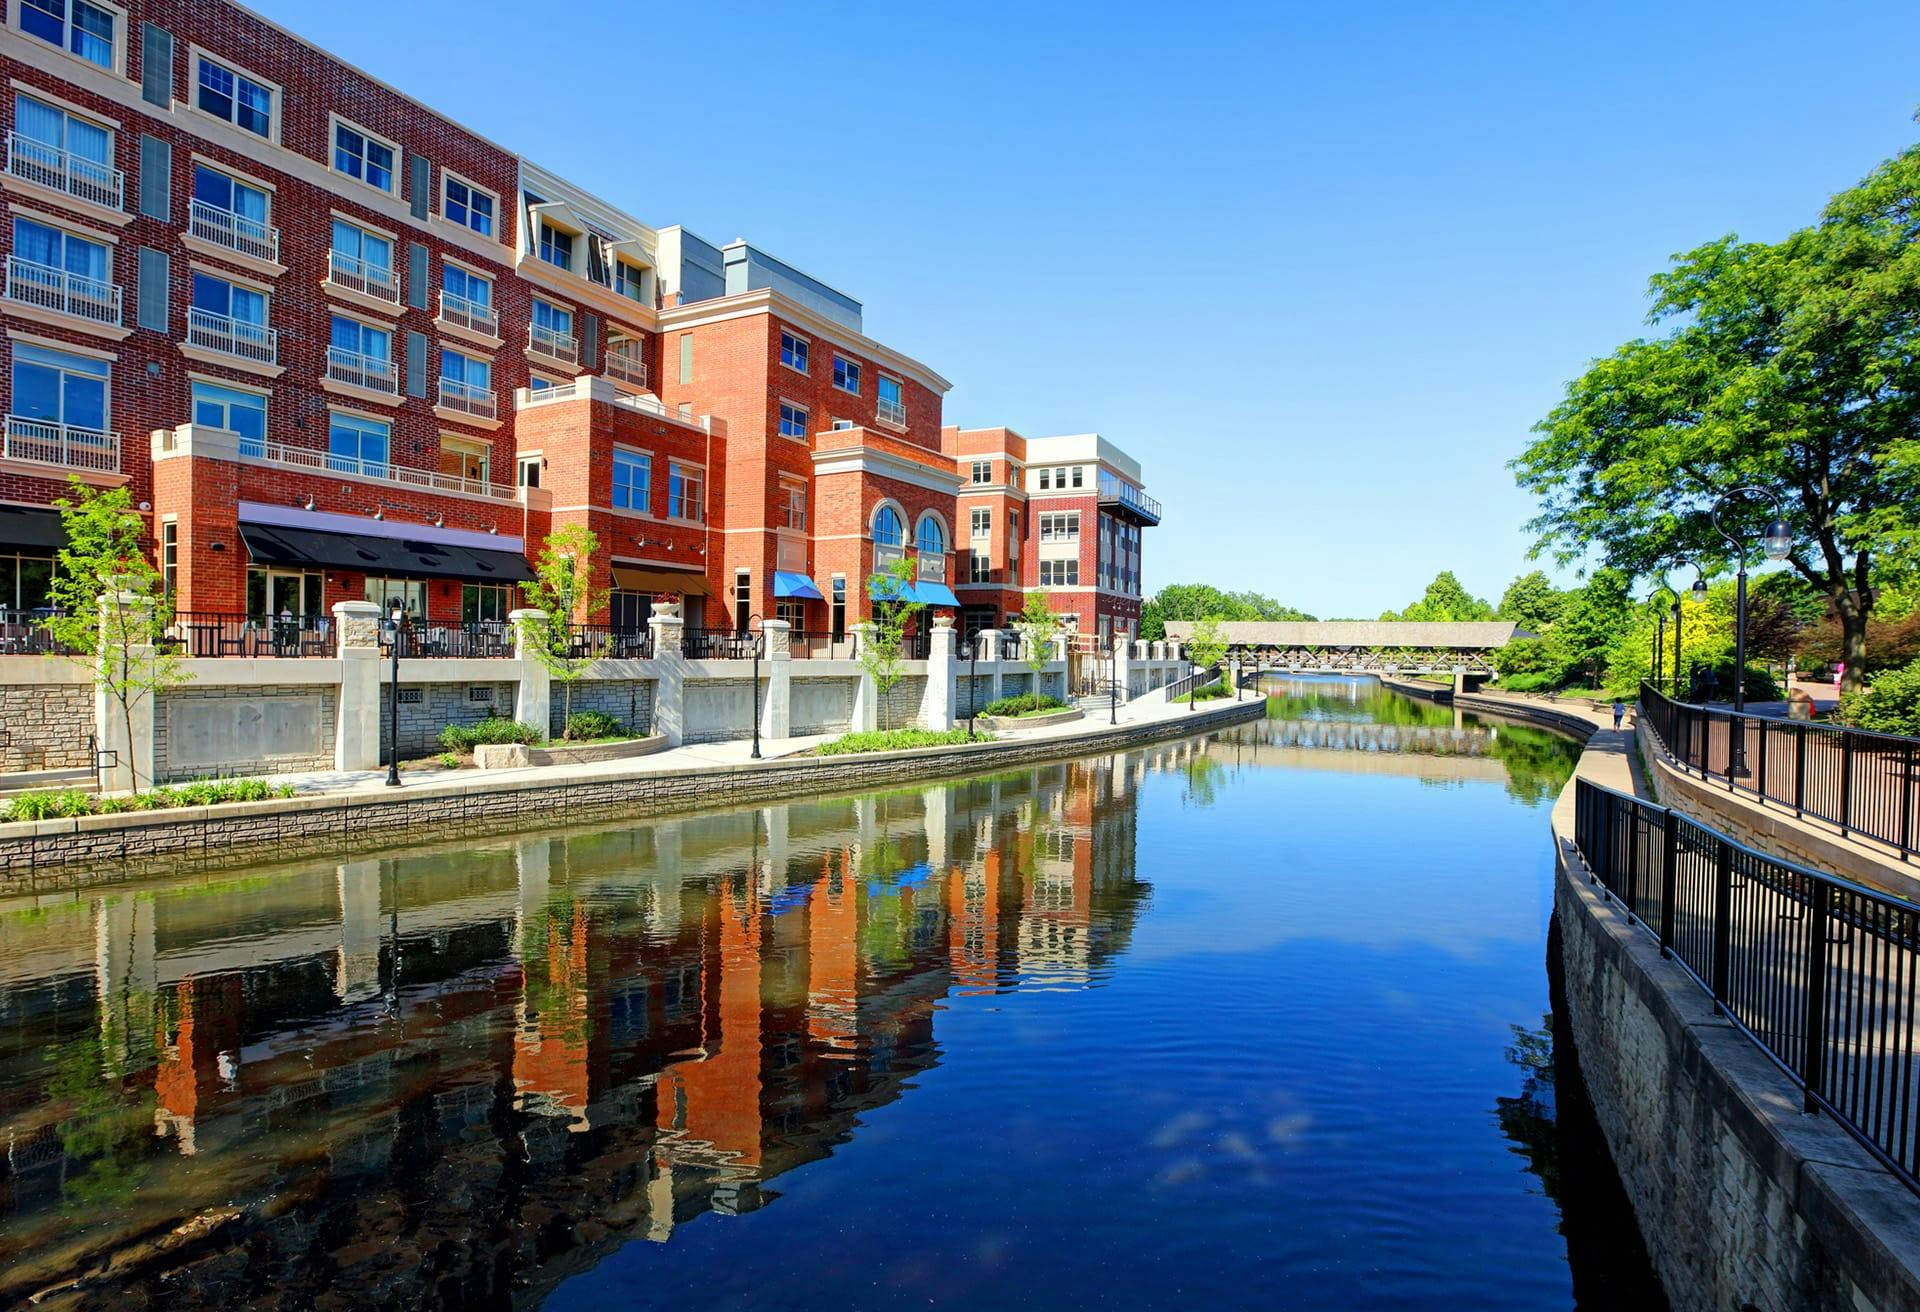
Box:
[3, 414, 119, 474]
[186, 307, 277, 366]
[604, 341, 647, 388]
[876, 396, 907, 428]
[437, 376, 497, 421]
[529, 321, 578, 365]
[514, 376, 711, 432]
[437, 289, 498, 339]
[326, 346, 397, 395]
[325, 251, 399, 305]
[4, 132, 122, 211]
[5, 257, 120, 327]
[155, 424, 519, 501]
[187, 198, 279, 265]
[1098, 473, 1162, 525]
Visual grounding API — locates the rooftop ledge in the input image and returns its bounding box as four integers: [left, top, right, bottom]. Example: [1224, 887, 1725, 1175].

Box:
[514, 376, 717, 435]
[152, 424, 522, 504]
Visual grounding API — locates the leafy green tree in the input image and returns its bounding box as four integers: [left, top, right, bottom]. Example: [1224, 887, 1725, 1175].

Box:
[1514, 136, 1920, 692]
[45, 480, 184, 791]
[1187, 615, 1229, 683]
[1140, 584, 1314, 640]
[860, 556, 925, 729]
[1496, 571, 1565, 634]
[1547, 568, 1634, 688]
[1014, 590, 1061, 687]
[517, 523, 604, 727]
[1382, 570, 1495, 623]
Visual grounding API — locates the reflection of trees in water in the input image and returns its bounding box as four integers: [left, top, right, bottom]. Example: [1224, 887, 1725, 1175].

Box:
[1481, 723, 1581, 805]
[1182, 754, 1233, 808]
[49, 1034, 155, 1211]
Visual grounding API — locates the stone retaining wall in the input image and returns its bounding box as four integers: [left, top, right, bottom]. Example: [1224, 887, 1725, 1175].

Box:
[156, 684, 337, 781]
[0, 700, 1267, 884]
[0, 681, 91, 770]
[550, 679, 655, 739]
[380, 681, 520, 758]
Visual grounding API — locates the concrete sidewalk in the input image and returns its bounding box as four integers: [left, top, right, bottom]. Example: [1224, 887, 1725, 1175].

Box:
[272, 682, 1248, 800]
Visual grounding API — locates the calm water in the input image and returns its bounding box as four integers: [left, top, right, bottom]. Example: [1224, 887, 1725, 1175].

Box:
[0, 676, 1664, 1310]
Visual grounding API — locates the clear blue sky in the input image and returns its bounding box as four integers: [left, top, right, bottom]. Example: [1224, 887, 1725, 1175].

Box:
[260, 0, 1920, 618]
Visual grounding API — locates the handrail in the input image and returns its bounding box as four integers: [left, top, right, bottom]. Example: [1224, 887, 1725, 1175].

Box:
[6, 131, 124, 210]
[1639, 682, 1918, 861]
[1570, 775, 1920, 1196]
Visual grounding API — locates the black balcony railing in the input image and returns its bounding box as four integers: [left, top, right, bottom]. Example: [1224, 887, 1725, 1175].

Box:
[789, 630, 859, 660]
[566, 623, 654, 661]
[0, 608, 83, 655]
[1639, 682, 1919, 861]
[387, 619, 514, 659]
[165, 612, 336, 658]
[1572, 776, 1920, 1197]
[684, 627, 756, 660]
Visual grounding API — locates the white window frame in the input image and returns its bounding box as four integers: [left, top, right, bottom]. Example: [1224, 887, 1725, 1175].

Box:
[876, 374, 906, 427]
[781, 477, 807, 531]
[438, 432, 490, 484]
[611, 444, 652, 513]
[779, 329, 809, 375]
[17, 0, 127, 77]
[187, 47, 280, 142]
[970, 507, 991, 539]
[777, 400, 808, 440]
[832, 354, 860, 394]
[667, 459, 705, 523]
[971, 460, 992, 485]
[439, 168, 498, 239]
[614, 258, 648, 303]
[327, 113, 401, 197]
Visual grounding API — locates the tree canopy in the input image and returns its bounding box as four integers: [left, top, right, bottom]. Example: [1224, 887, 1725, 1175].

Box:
[1512, 134, 1920, 690]
[1380, 571, 1494, 623]
[1140, 584, 1314, 641]
[1496, 570, 1564, 634]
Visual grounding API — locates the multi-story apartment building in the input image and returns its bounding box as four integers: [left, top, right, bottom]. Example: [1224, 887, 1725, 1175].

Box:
[0, 0, 1152, 644]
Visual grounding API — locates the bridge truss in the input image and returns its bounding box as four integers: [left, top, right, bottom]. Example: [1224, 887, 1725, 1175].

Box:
[1234, 645, 1502, 676]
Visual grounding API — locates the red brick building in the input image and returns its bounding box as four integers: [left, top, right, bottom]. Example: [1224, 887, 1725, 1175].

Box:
[0, 0, 1152, 642]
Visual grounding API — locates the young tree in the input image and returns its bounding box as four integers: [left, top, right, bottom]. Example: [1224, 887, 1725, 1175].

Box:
[44, 480, 184, 791]
[1187, 615, 1229, 691]
[516, 524, 604, 729]
[1546, 568, 1634, 688]
[1014, 590, 1062, 692]
[858, 555, 925, 730]
[1515, 137, 1920, 692]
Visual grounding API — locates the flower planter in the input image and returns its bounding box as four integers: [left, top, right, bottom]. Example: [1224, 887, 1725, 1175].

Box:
[473, 734, 668, 770]
[976, 708, 1083, 733]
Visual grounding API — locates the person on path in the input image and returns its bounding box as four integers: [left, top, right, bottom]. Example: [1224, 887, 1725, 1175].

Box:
[1611, 699, 1626, 730]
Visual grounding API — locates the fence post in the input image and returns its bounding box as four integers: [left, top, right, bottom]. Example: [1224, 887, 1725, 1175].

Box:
[1900, 743, 1913, 862]
[1795, 724, 1807, 817]
[1755, 719, 1768, 806]
[1839, 732, 1854, 839]
[1711, 836, 1733, 1016]
[1659, 810, 1678, 957]
[1623, 805, 1639, 922]
[1803, 880, 1831, 1114]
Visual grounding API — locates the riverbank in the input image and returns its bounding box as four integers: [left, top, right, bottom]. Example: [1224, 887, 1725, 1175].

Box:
[1547, 702, 1920, 1310]
[0, 692, 1267, 886]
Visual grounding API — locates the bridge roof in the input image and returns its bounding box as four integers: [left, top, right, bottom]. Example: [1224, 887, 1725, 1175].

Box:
[1162, 620, 1526, 648]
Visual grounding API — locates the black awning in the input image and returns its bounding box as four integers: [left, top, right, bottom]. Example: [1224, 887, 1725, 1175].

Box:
[0, 507, 64, 553]
[239, 523, 533, 583]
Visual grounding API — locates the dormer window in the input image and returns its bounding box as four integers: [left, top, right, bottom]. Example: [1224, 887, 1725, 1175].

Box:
[615, 259, 647, 303]
[539, 222, 574, 271]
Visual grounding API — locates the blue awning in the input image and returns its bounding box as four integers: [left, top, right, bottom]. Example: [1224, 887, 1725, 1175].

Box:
[870, 573, 914, 602]
[773, 571, 824, 600]
[916, 582, 960, 608]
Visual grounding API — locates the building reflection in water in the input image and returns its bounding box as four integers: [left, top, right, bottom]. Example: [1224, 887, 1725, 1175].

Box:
[0, 748, 1179, 1309]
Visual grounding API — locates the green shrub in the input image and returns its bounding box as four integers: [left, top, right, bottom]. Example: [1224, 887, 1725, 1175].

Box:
[1176, 681, 1232, 703]
[439, 751, 460, 769]
[439, 717, 541, 751]
[3, 777, 295, 822]
[1835, 659, 1920, 736]
[818, 728, 987, 756]
[981, 692, 1065, 718]
[563, 710, 625, 741]
[1498, 672, 1558, 693]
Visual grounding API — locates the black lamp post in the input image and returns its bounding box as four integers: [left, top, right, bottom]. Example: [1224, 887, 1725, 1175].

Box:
[747, 613, 764, 760]
[1109, 658, 1118, 724]
[382, 598, 403, 787]
[1187, 653, 1196, 714]
[963, 636, 980, 741]
[1707, 489, 1793, 775]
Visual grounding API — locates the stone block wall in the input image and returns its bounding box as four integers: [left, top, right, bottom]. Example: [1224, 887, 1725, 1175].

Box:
[880, 675, 928, 730]
[381, 681, 520, 758]
[0, 681, 92, 771]
[551, 679, 655, 739]
[156, 685, 336, 781]
[790, 678, 855, 736]
[684, 678, 755, 744]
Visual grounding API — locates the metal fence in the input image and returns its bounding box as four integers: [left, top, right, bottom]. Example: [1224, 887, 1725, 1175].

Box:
[1572, 776, 1920, 1196]
[389, 620, 514, 659]
[1639, 682, 1919, 861]
[683, 627, 755, 660]
[0, 608, 82, 655]
[165, 612, 336, 658]
[790, 630, 859, 660]
[565, 624, 654, 661]
[1163, 664, 1221, 703]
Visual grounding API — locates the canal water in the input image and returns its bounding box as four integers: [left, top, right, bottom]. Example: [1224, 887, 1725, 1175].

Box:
[0, 676, 1664, 1310]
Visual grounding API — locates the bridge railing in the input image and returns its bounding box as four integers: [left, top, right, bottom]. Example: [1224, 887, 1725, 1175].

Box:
[1164, 664, 1221, 703]
[1638, 682, 1919, 862]
[1572, 774, 1920, 1197]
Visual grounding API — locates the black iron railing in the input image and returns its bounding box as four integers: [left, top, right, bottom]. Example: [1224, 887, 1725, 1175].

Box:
[1639, 682, 1919, 861]
[0, 608, 83, 654]
[684, 627, 755, 660]
[1571, 776, 1920, 1196]
[566, 623, 654, 661]
[906, 627, 933, 661]
[166, 612, 336, 657]
[388, 620, 514, 659]
[790, 630, 858, 660]
[998, 634, 1025, 663]
[1164, 665, 1221, 702]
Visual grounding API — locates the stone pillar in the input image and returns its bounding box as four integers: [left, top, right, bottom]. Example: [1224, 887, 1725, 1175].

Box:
[94, 589, 157, 792]
[649, 607, 687, 747]
[508, 609, 551, 738]
[921, 614, 956, 731]
[336, 859, 382, 1004]
[849, 622, 878, 732]
[334, 600, 383, 772]
[1049, 632, 1070, 703]
[760, 619, 791, 742]
[1452, 666, 1468, 698]
[1113, 636, 1132, 706]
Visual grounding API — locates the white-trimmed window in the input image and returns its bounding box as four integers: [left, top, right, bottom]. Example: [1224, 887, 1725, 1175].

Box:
[668, 461, 703, 522]
[778, 401, 808, 439]
[829, 418, 855, 431]
[779, 330, 808, 373]
[1040, 511, 1080, 542]
[531, 298, 574, 357]
[190, 270, 267, 335]
[11, 95, 116, 209]
[439, 347, 489, 405]
[832, 355, 860, 394]
[10, 216, 109, 292]
[329, 314, 392, 387]
[440, 262, 495, 332]
[195, 54, 274, 138]
[876, 375, 905, 426]
[1038, 468, 1051, 490]
[916, 515, 946, 558]
[20, 0, 118, 69]
[442, 172, 495, 237]
[611, 447, 650, 511]
[1071, 464, 1085, 488]
[191, 164, 270, 247]
[970, 551, 991, 584]
[328, 411, 389, 475]
[329, 218, 394, 299]
[190, 379, 265, 450]
[10, 340, 108, 439]
[782, 480, 806, 531]
[871, 504, 904, 547]
[440, 434, 489, 485]
[538, 222, 574, 271]
[1040, 559, 1078, 587]
[615, 259, 647, 303]
[971, 507, 991, 539]
[971, 460, 992, 485]
[332, 118, 397, 194]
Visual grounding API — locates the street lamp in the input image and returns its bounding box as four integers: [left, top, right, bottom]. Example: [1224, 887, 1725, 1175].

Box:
[747, 613, 763, 760]
[1187, 652, 1196, 714]
[962, 634, 980, 741]
[381, 597, 404, 787]
[1709, 488, 1794, 775]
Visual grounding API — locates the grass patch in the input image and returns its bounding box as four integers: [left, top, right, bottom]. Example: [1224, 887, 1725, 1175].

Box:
[817, 728, 990, 756]
[5, 777, 295, 822]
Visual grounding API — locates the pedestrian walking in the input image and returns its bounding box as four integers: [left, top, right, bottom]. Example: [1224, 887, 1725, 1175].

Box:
[1611, 698, 1626, 730]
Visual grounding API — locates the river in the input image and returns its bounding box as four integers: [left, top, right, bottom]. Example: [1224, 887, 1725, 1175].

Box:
[0, 675, 1664, 1310]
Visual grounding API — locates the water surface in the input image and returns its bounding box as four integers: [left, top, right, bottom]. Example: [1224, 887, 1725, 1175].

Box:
[0, 676, 1662, 1309]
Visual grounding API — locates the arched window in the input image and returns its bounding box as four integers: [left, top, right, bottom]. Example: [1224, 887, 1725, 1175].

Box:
[916, 515, 945, 557]
[872, 504, 904, 546]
